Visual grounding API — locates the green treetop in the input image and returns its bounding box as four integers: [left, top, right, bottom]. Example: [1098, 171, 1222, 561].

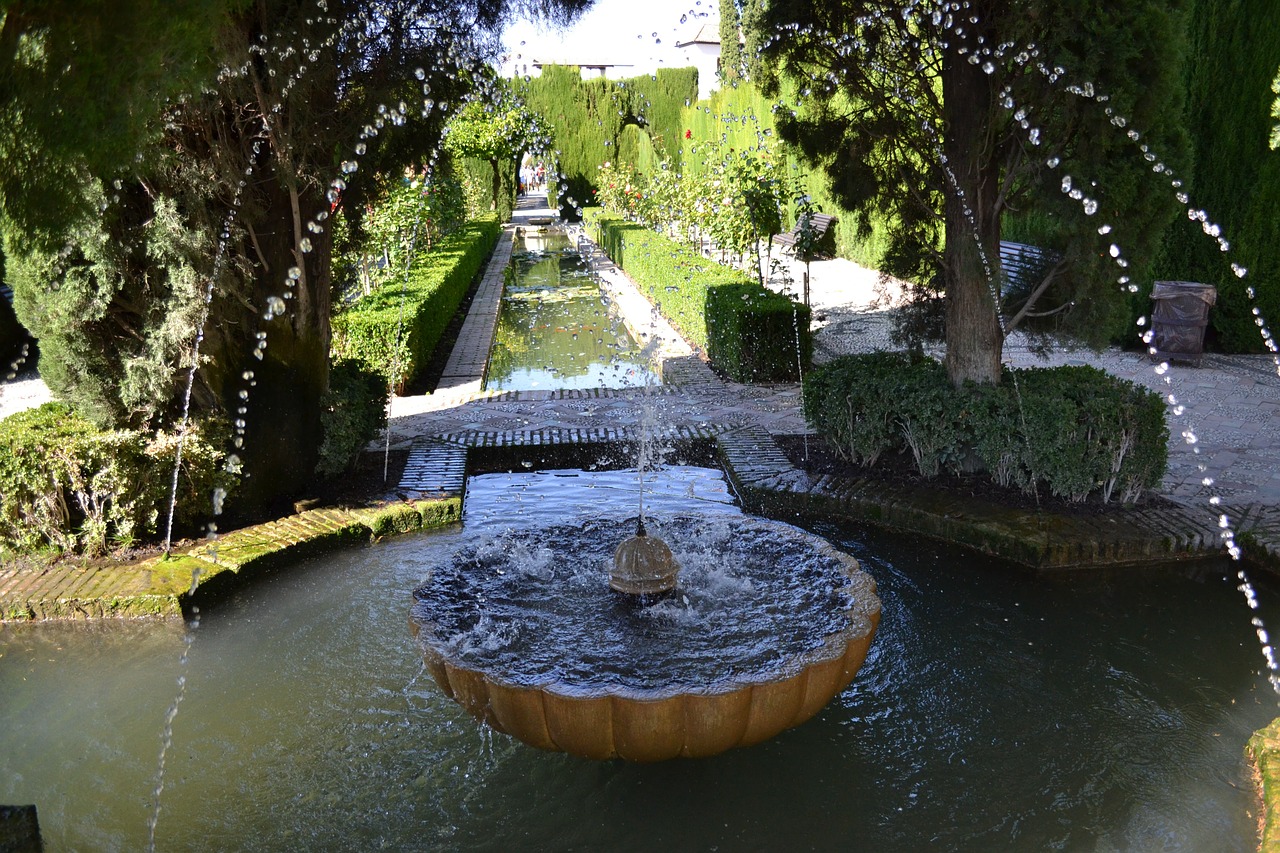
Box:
[762, 0, 1191, 385]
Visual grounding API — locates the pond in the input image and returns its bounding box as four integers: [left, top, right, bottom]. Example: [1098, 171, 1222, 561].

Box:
[483, 230, 659, 392]
[1, 465, 1275, 851]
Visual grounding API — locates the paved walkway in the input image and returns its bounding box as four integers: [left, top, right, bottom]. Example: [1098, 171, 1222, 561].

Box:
[3, 193, 1279, 585]
[383, 195, 1280, 516]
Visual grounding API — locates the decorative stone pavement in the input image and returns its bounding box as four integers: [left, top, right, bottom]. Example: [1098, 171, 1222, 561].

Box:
[4, 192, 1280, 619]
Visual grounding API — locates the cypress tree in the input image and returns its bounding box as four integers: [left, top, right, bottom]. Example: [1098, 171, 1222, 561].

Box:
[1158, 0, 1280, 352]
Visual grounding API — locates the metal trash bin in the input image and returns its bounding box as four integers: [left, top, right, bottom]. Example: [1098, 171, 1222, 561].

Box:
[1150, 280, 1216, 366]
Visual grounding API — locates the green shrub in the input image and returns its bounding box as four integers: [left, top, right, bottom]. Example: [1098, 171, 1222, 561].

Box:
[331, 215, 501, 390]
[803, 355, 1168, 504]
[585, 208, 811, 382]
[316, 359, 389, 478]
[0, 402, 233, 555]
[1002, 366, 1169, 503]
[802, 351, 907, 465]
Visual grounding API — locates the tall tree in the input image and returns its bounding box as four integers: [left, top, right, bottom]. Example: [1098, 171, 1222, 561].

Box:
[762, 0, 1191, 385]
[1, 0, 587, 510]
[1157, 0, 1280, 353]
[717, 0, 743, 84]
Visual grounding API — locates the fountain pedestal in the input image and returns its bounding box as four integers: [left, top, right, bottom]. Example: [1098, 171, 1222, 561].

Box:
[611, 521, 680, 596]
[411, 515, 880, 761]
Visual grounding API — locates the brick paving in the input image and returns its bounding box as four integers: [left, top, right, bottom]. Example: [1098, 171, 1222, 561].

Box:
[4, 192, 1280, 619]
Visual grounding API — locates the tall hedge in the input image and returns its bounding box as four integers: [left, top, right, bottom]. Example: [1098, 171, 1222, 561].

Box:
[330, 215, 501, 391]
[518, 66, 698, 218]
[586, 208, 811, 381]
[1158, 0, 1280, 351]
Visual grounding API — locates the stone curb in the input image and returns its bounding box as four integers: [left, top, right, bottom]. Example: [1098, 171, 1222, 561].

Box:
[0, 497, 461, 622]
[1250, 719, 1280, 853]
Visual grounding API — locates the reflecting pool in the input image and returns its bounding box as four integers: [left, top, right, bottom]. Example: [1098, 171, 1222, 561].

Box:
[0, 467, 1274, 851]
[484, 231, 659, 392]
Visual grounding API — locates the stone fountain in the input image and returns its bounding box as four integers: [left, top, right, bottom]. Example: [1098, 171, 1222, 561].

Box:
[410, 514, 881, 761]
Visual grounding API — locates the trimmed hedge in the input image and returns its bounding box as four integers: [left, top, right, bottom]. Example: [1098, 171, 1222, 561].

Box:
[315, 359, 389, 477]
[331, 215, 501, 390]
[804, 354, 1168, 504]
[0, 402, 233, 555]
[585, 208, 811, 382]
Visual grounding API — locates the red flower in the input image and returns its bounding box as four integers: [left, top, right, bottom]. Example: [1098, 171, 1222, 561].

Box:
[685, 129, 692, 139]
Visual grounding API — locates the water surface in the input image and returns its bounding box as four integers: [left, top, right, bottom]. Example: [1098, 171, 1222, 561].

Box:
[1, 467, 1275, 851]
[484, 231, 658, 391]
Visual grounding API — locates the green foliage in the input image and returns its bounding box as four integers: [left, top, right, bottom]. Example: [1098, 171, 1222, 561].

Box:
[331, 215, 501, 391]
[0, 0, 236, 246]
[460, 157, 518, 222]
[333, 162, 469, 302]
[679, 79, 891, 268]
[5, 181, 216, 429]
[586, 208, 810, 381]
[1273, 66, 1280, 150]
[1156, 0, 1280, 353]
[718, 0, 743, 84]
[0, 402, 232, 555]
[803, 355, 1168, 503]
[445, 81, 551, 219]
[316, 359, 389, 478]
[761, 0, 1192, 372]
[518, 66, 698, 218]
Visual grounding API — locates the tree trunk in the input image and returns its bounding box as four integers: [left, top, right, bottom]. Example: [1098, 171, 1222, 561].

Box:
[204, 167, 332, 518]
[941, 46, 1004, 387]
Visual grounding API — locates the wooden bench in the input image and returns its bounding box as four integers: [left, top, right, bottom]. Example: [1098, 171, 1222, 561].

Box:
[773, 213, 838, 258]
[999, 240, 1062, 298]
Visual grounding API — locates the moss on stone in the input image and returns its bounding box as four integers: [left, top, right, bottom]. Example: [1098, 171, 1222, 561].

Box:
[1249, 717, 1280, 852]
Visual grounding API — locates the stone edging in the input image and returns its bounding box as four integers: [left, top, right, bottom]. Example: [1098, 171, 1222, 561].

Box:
[0, 498, 460, 621]
[1251, 719, 1280, 853]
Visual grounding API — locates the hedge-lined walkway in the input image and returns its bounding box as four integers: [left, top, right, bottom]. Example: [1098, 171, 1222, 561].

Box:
[4, 192, 1280, 622]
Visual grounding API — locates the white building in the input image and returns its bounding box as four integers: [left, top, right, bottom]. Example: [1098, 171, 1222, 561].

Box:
[502, 57, 635, 81]
[676, 21, 722, 101]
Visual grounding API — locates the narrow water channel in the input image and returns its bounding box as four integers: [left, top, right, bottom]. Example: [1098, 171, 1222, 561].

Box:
[483, 230, 659, 391]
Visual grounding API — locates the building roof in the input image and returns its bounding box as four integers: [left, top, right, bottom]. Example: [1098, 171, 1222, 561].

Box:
[531, 59, 636, 71]
[676, 22, 720, 48]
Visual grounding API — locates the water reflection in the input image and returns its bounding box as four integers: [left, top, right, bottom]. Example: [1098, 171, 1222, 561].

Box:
[484, 231, 659, 391]
[0, 467, 1274, 850]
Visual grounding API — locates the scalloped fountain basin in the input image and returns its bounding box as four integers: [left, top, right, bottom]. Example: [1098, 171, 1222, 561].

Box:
[410, 514, 881, 761]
